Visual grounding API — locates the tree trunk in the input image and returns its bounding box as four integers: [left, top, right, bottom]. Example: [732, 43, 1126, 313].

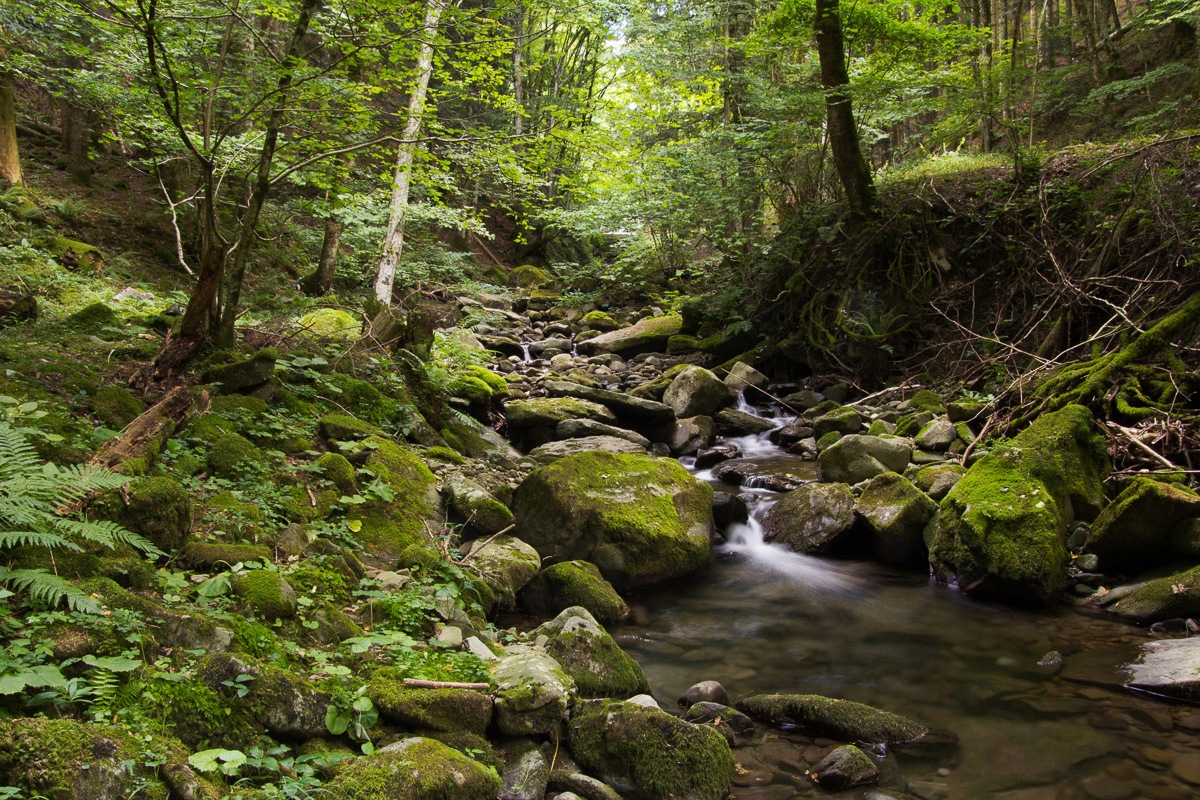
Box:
[60, 98, 92, 185]
[374, 0, 447, 307]
[0, 50, 21, 188]
[814, 0, 877, 220]
[302, 216, 342, 296]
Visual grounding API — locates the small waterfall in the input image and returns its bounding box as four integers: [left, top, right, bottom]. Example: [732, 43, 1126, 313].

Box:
[520, 343, 533, 362]
[719, 504, 857, 589]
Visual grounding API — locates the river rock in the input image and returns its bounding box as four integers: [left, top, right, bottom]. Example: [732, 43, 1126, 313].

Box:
[927, 404, 1109, 605]
[711, 460, 807, 491]
[712, 491, 749, 531]
[529, 436, 649, 464]
[1126, 637, 1200, 702]
[913, 463, 965, 501]
[492, 647, 576, 736]
[575, 315, 682, 356]
[666, 415, 714, 455]
[695, 445, 740, 469]
[534, 606, 650, 698]
[713, 408, 776, 436]
[557, 418, 652, 448]
[724, 362, 769, 392]
[368, 670, 493, 734]
[1106, 566, 1200, 623]
[762, 483, 856, 554]
[1085, 478, 1200, 573]
[856, 473, 938, 565]
[505, 397, 619, 431]
[519, 560, 630, 623]
[325, 737, 502, 800]
[500, 739, 551, 800]
[769, 423, 815, 446]
[915, 419, 959, 450]
[782, 389, 824, 411]
[461, 535, 541, 611]
[813, 406, 862, 439]
[548, 770, 624, 800]
[543, 380, 675, 427]
[811, 745, 880, 790]
[512, 452, 714, 589]
[679, 681, 730, 708]
[568, 699, 735, 800]
[530, 337, 573, 356]
[663, 366, 734, 419]
[818, 434, 912, 484]
[736, 694, 927, 744]
[682, 701, 754, 735]
[444, 472, 514, 535]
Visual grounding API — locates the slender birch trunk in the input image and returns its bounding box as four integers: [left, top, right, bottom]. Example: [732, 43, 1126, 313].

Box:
[374, 0, 447, 307]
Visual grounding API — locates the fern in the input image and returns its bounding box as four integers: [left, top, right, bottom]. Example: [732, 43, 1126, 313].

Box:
[0, 419, 162, 613]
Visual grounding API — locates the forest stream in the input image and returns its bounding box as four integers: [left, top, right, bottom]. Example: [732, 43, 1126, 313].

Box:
[602, 397, 1200, 800]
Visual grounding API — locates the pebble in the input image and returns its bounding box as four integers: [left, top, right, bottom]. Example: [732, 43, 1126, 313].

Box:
[907, 780, 951, 800]
[1170, 753, 1200, 785]
[1080, 773, 1139, 800]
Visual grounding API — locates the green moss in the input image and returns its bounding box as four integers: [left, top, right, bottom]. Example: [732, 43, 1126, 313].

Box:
[367, 668, 493, 734]
[64, 301, 117, 330]
[287, 561, 353, 604]
[180, 541, 271, 569]
[185, 412, 237, 443]
[511, 264, 557, 287]
[298, 308, 360, 339]
[94, 475, 192, 553]
[504, 396, 618, 428]
[893, 414, 923, 437]
[1109, 566, 1200, 622]
[816, 430, 842, 451]
[907, 389, 946, 414]
[0, 718, 170, 800]
[325, 736, 503, 800]
[736, 694, 927, 744]
[318, 412, 385, 442]
[541, 618, 649, 698]
[224, 616, 282, 659]
[397, 545, 442, 571]
[421, 732, 502, 773]
[206, 432, 265, 476]
[315, 452, 358, 493]
[280, 485, 338, 523]
[202, 350, 277, 392]
[233, 570, 298, 620]
[424, 446, 466, 464]
[210, 393, 269, 417]
[465, 365, 508, 396]
[449, 374, 494, 405]
[520, 561, 629, 623]
[89, 386, 145, 428]
[1087, 478, 1200, 571]
[135, 675, 261, 750]
[866, 419, 894, 436]
[568, 699, 734, 800]
[582, 310, 620, 331]
[322, 373, 399, 424]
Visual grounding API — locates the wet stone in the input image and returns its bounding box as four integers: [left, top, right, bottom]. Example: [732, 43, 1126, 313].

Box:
[1171, 753, 1200, 785]
[1080, 773, 1140, 800]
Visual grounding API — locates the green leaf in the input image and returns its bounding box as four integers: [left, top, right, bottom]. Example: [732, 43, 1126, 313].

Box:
[0, 674, 28, 694]
[325, 704, 352, 736]
[82, 655, 143, 672]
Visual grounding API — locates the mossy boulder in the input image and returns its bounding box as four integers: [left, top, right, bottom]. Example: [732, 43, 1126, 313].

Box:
[519, 560, 630, 624]
[913, 462, 966, 501]
[810, 745, 880, 790]
[817, 434, 911, 484]
[512, 452, 714, 589]
[206, 432, 265, 476]
[927, 405, 1109, 605]
[202, 349, 277, 393]
[855, 473, 938, 565]
[0, 718, 178, 800]
[534, 607, 650, 698]
[662, 366, 733, 419]
[511, 264, 557, 288]
[65, 301, 118, 331]
[94, 475, 191, 553]
[575, 315, 683, 357]
[567, 699, 734, 800]
[492, 647, 576, 736]
[450, 374, 495, 407]
[353, 437, 441, 561]
[582, 310, 621, 332]
[444, 472, 514, 535]
[318, 412, 386, 443]
[198, 652, 331, 740]
[232, 569, 298, 620]
[906, 390, 945, 414]
[368, 667, 493, 734]
[529, 435, 648, 465]
[1085, 478, 1200, 573]
[736, 694, 927, 745]
[325, 736, 502, 800]
[1106, 566, 1200, 623]
[813, 406, 862, 439]
[89, 386, 145, 428]
[180, 541, 271, 569]
[761, 483, 856, 554]
[322, 372, 402, 423]
[184, 412, 237, 443]
[315, 451, 358, 493]
[461, 534, 540, 612]
[298, 308, 360, 339]
[505, 397, 619, 431]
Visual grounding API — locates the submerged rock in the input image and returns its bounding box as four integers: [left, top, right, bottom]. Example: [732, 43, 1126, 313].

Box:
[736, 694, 927, 745]
[761, 482, 856, 554]
[325, 737, 502, 800]
[512, 452, 714, 589]
[811, 745, 880, 790]
[568, 699, 735, 800]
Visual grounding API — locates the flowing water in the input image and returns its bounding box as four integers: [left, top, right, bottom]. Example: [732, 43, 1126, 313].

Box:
[611, 397, 1200, 800]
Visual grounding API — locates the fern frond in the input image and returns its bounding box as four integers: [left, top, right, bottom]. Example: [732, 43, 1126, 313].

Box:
[0, 425, 42, 477]
[0, 529, 81, 551]
[50, 465, 129, 506]
[53, 517, 164, 557]
[0, 567, 102, 614]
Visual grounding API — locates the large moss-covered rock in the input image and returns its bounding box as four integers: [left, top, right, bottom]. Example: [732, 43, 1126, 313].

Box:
[662, 366, 733, 419]
[736, 694, 927, 745]
[461, 534, 541, 612]
[492, 647, 576, 736]
[541, 382, 674, 428]
[813, 406, 862, 439]
[202, 349, 277, 393]
[568, 699, 734, 800]
[817, 434, 911, 484]
[856, 473, 938, 565]
[368, 667, 493, 734]
[206, 432, 265, 476]
[1106, 566, 1200, 623]
[94, 476, 191, 553]
[354, 437, 441, 561]
[232, 569, 298, 620]
[575, 315, 683, 357]
[534, 607, 649, 698]
[1086, 478, 1200, 573]
[0, 718, 180, 800]
[927, 405, 1109, 605]
[298, 308, 360, 339]
[198, 652, 331, 740]
[318, 412, 386, 443]
[89, 386, 145, 428]
[519, 561, 630, 623]
[529, 436, 648, 464]
[505, 397, 619, 430]
[761, 483, 855, 554]
[444, 472, 513, 535]
[325, 736, 503, 800]
[512, 452, 714, 589]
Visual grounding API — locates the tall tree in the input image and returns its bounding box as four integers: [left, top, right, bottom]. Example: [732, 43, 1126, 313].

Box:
[0, 46, 20, 188]
[813, 0, 877, 220]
